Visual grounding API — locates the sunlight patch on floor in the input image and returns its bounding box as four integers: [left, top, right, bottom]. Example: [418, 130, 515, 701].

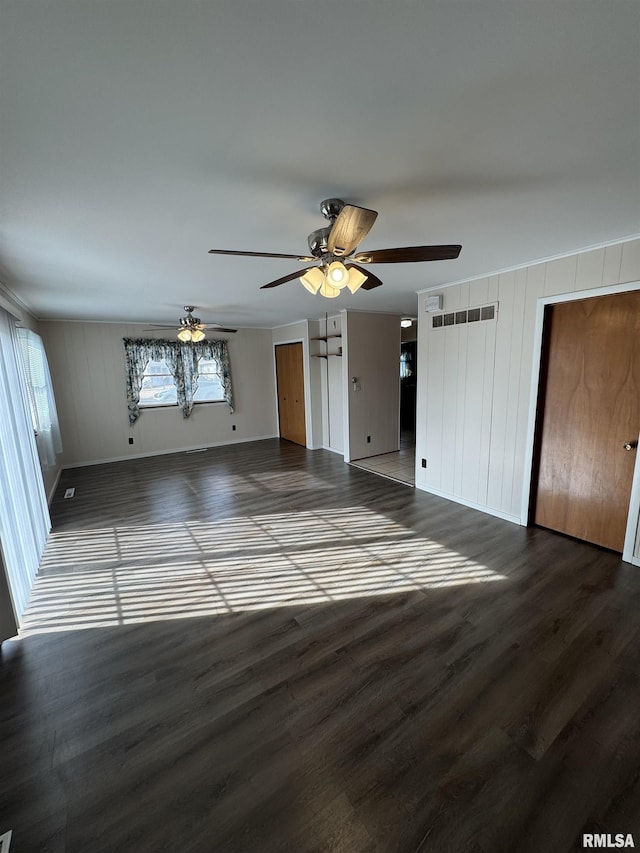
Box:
[22, 507, 506, 634]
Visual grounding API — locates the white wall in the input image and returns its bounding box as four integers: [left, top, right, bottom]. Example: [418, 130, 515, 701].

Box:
[416, 238, 640, 523]
[40, 322, 277, 466]
[344, 311, 401, 462]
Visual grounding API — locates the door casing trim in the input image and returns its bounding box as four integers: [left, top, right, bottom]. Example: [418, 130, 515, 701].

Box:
[521, 280, 640, 565]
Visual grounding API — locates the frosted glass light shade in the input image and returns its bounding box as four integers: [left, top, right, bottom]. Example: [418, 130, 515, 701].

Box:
[319, 279, 341, 298]
[300, 267, 324, 294]
[191, 329, 206, 342]
[177, 328, 193, 342]
[346, 268, 368, 294]
[327, 261, 349, 289]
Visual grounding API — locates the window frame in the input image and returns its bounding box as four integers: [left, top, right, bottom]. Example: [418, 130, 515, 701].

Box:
[138, 356, 226, 410]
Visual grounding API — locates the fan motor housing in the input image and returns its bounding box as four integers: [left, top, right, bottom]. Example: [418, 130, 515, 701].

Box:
[307, 226, 332, 257]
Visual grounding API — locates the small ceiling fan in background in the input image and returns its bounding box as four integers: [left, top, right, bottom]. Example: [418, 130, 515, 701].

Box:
[208, 198, 462, 298]
[145, 306, 237, 341]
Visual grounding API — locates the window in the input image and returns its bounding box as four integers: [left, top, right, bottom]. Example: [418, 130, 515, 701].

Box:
[123, 338, 234, 424]
[139, 359, 177, 407]
[139, 357, 225, 408]
[17, 328, 63, 468]
[193, 358, 225, 403]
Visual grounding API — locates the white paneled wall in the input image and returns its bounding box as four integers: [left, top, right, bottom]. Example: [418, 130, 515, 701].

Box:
[416, 238, 640, 523]
[41, 322, 277, 466]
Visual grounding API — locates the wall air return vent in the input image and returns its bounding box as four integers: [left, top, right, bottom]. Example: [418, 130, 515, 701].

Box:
[432, 302, 498, 330]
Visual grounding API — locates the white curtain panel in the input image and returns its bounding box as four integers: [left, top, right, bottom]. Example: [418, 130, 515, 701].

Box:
[0, 309, 50, 627]
[17, 328, 63, 468]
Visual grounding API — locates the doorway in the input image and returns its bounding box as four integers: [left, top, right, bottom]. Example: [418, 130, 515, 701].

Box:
[533, 290, 640, 552]
[349, 325, 416, 486]
[274, 342, 306, 446]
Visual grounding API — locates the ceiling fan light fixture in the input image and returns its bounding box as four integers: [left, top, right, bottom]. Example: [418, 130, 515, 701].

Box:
[300, 267, 324, 294]
[177, 327, 193, 342]
[346, 268, 368, 294]
[319, 279, 341, 299]
[191, 328, 206, 342]
[327, 261, 349, 288]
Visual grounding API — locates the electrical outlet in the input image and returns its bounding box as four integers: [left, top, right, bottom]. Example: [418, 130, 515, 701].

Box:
[128, 437, 134, 445]
[64, 488, 75, 499]
[421, 458, 427, 468]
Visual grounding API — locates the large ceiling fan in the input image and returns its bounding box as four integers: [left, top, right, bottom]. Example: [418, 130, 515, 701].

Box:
[145, 306, 237, 341]
[208, 198, 462, 298]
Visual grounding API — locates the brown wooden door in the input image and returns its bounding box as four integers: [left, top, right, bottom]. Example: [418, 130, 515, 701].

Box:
[275, 343, 306, 446]
[534, 290, 640, 552]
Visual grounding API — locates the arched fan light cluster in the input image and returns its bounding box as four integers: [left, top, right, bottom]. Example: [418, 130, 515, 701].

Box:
[208, 198, 462, 299]
[299, 260, 368, 298]
[144, 307, 237, 339]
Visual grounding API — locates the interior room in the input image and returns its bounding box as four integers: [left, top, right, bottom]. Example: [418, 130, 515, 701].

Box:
[1, 3, 639, 851]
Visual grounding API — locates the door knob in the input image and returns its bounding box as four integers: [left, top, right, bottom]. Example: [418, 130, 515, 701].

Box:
[623, 440, 638, 451]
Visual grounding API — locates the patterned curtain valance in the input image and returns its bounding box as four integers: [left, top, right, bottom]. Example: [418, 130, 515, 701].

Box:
[123, 338, 234, 425]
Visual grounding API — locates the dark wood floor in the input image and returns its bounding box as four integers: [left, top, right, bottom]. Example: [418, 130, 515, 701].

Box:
[2, 439, 640, 852]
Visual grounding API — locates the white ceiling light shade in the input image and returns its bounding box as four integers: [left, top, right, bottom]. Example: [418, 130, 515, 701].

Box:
[319, 279, 341, 298]
[346, 268, 368, 294]
[326, 260, 349, 288]
[401, 318, 413, 328]
[299, 267, 324, 294]
[177, 326, 206, 342]
[300, 262, 367, 298]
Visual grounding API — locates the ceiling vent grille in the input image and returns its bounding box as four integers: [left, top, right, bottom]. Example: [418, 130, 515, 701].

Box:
[432, 302, 498, 329]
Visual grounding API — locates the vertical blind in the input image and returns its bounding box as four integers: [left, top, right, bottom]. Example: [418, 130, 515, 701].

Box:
[0, 309, 51, 629]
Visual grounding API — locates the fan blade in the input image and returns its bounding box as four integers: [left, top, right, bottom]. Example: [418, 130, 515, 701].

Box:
[260, 267, 315, 289]
[144, 324, 176, 328]
[209, 326, 238, 334]
[328, 205, 378, 256]
[353, 245, 462, 264]
[209, 249, 316, 262]
[346, 263, 383, 290]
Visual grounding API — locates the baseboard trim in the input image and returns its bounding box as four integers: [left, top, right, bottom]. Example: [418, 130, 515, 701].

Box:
[321, 445, 344, 455]
[415, 482, 523, 525]
[61, 434, 280, 469]
[47, 467, 63, 505]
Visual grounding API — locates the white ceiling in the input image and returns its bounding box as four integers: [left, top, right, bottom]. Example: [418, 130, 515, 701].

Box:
[1, 1, 638, 329]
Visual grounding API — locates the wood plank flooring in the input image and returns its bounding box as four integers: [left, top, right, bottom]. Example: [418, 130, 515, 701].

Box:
[2, 438, 640, 852]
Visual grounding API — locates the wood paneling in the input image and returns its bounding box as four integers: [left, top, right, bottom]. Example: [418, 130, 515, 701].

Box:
[3, 440, 640, 851]
[416, 238, 640, 526]
[275, 342, 306, 446]
[535, 291, 640, 552]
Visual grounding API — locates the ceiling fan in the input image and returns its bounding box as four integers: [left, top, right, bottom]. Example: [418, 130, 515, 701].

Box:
[208, 198, 462, 298]
[145, 306, 237, 341]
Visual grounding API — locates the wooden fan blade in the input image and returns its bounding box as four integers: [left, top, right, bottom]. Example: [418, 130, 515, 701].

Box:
[209, 326, 238, 333]
[354, 245, 462, 264]
[346, 263, 383, 290]
[209, 249, 316, 261]
[260, 267, 315, 289]
[328, 205, 378, 257]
